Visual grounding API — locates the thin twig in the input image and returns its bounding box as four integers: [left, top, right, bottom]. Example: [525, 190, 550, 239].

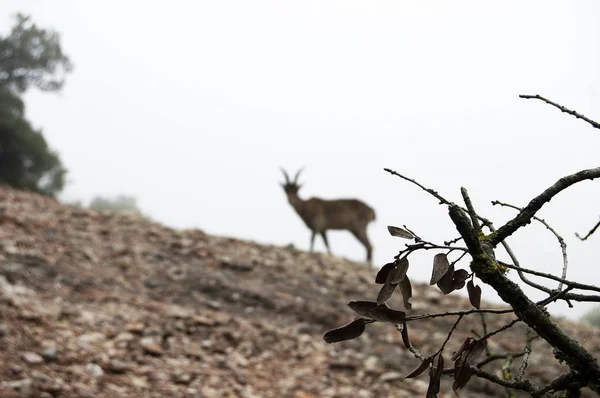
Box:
[498, 261, 600, 294]
[449, 251, 469, 269]
[444, 236, 463, 246]
[501, 356, 516, 398]
[480, 318, 520, 341]
[461, 187, 482, 235]
[405, 308, 513, 322]
[384, 168, 454, 206]
[395, 324, 425, 360]
[469, 366, 539, 394]
[477, 351, 526, 368]
[519, 94, 600, 130]
[575, 218, 600, 241]
[516, 343, 532, 382]
[441, 366, 545, 396]
[492, 200, 569, 290]
[394, 240, 468, 260]
[489, 223, 552, 295]
[492, 167, 600, 246]
[537, 286, 574, 307]
[531, 372, 579, 396]
[478, 312, 490, 356]
[436, 315, 464, 355]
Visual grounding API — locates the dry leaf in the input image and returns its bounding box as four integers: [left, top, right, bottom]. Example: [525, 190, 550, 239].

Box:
[323, 318, 367, 344]
[436, 264, 455, 295]
[426, 354, 444, 398]
[376, 262, 396, 284]
[399, 276, 412, 309]
[387, 226, 414, 239]
[401, 321, 410, 349]
[402, 356, 434, 380]
[467, 280, 481, 309]
[377, 281, 397, 305]
[388, 257, 409, 284]
[430, 253, 450, 285]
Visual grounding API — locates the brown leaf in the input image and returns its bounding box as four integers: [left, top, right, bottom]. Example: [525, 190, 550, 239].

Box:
[377, 281, 397, 305]
[451, 337, 475, 361]
[452, 360, 472, 396]
[375, 262, 395, 284]
[347, 301, 379, 319]
[399, 276, 412, 309]
[436, 263, 455, 294]
[401, 321, 410, 349]
[372, 307, 406, 324]
[387, 225, 414, 239]
[388, 257, 409, 284]
[452, 269, 469, 288]
[467, 280, 481, 309]
[402, 356, 434, 380]
[347, 301, 406, 323]
[426, 354, 444, 398]
[323, 318, 367, 344]
[464, 339, 485, 365]
[430, 253, 451, 285]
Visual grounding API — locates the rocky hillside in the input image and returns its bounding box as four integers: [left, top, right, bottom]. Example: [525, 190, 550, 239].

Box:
[0, 187, 598, 398]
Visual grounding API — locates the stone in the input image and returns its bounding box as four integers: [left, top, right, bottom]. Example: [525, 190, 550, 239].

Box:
[21, 351, 43, 364]
[108, 359, 129, 374]
[41, 345, 58, 362]
[140, 337, 163, 356]
[86, 363, 104, 378]
[6, 378, 32, 391]
[126, 322, 145, 334]
[380, 371, 403, 382]
[78, 332, 106, 347]
[172, 370, 193, 385]
[0, 322, 10, 337]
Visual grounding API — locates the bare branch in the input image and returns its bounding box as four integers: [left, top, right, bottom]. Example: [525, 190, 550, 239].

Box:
[492, 167, 600, 246]
[405, 308, 513, 322]
[492, 200, 569, 290]
[478, 312, 490, 356]
[469, 366, 539, 394]
[575, 217, 600, 241]
[501, 356, 515, 396]
[480, 318, 520, 341]
[552, 292, 600, 303]
[477, 351, 526, 368]
[384, 168, 454, 205]
[536, 286, 574, 307]
[441, 366, 545, 395]
[461, 187, 482, 236]
[498, 261, 600, 294]
[486, 222, 552, 294]
[436, 315, 464, 355]
[516, 342, 532, 382]
[531, 372, 580, 397]
[519, 94, 600, 130]
[395, 324, 426, 360]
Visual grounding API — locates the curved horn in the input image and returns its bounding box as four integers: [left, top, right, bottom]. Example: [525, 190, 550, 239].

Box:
[280, 167, 291, 184]
[293, 167, 304, 184]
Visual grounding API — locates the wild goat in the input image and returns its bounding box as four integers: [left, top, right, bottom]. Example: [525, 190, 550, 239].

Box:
[280, 168, 376, 263]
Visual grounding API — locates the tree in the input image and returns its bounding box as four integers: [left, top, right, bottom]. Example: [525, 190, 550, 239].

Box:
[0, 13, 72, 93]
[323, 95, 600, 397]
[0, 13, 72, 195]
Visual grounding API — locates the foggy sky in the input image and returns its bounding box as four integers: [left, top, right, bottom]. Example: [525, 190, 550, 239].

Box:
[1, 1, 599, 320]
